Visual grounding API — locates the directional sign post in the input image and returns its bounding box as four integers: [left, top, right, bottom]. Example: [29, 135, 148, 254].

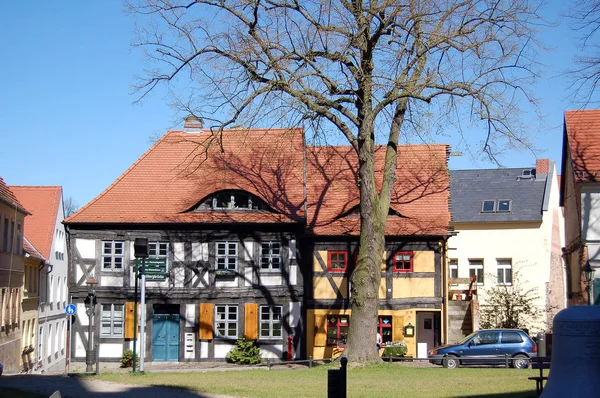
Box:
[66, 303, 77, 316]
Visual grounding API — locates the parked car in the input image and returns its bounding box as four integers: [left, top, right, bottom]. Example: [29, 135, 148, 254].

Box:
[428, 329, 536, 369]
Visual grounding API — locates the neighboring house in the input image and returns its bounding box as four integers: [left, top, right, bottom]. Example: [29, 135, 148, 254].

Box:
[561, 110, 600, 305]
[0, 177, 29, 374]
[21, 237, 44, 372]
[304, 145, 451, 359]
[65, 119, 306, 364]
[63, 117, 452, 366]
[448, 159, 566, 338]
[10, 186, 69, 373]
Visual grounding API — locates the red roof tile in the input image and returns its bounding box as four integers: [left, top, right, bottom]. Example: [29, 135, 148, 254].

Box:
[536, 159, 549, 174]
[306, 145, 450, 236]
[66, 128, 306, 224]
[10, 186, 62, 260]
[23, 236, 45, 261]
[565, 110, 600, 182]
[0, 176, 29, 214]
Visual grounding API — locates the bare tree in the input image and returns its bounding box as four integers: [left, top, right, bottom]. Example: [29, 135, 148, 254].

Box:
[568, 0, 600, 105]
[63, 196, 79, 218]
[128, 0, 542, 363]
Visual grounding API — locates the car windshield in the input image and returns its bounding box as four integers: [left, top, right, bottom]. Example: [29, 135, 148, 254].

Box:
[457, 331, 478, 345]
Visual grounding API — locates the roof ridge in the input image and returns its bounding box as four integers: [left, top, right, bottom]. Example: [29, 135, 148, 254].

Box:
[66, 133, 172, 222]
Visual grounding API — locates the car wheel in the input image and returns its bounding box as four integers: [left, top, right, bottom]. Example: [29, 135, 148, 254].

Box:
[444, 355, 460, 369]
[512, 354, 529, 369]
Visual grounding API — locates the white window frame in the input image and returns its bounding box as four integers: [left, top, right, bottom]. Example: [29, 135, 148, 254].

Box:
[215, 305, 238, 338]
[449, 259, 459, 285]
[259, 306, 283, 339]
[481, 200, 495, 212]
[149, 242, 169, 257]
[102, 241, 125, 270]
[469, 259, 484, 285]
[101, 304, 124, 338]
[497, 259, 512, 285]
[260, 241, 282, 272]
[216, 241, 238, 272]
[497, 200, 511, 212]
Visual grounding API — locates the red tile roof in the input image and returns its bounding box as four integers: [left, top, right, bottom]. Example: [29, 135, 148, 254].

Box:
[564, 110, 600, 182]
[306, 145, 450, 236]
[66, 128, 306, 224]
[23, 236, 45, 261]
[0, 176, 29, 214]
[10, 186, 62, 260]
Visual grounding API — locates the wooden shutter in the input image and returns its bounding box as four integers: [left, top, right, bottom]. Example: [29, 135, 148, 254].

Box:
[244, 303, 259, 340]
[392, 315, 405, 341]
[124, 302, 138, 339]
[314, 314, 327, 347]
[199, 303, 214, 340]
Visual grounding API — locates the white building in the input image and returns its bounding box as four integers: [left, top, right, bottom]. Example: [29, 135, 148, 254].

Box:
[448, 159, 566, 334]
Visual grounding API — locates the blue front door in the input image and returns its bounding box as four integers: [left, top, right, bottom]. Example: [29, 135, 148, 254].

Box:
[152, 314, 180, 362]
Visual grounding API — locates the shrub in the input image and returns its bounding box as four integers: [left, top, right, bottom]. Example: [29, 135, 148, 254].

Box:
[120, 349, 139, 368]
[226, 336, 262, 365]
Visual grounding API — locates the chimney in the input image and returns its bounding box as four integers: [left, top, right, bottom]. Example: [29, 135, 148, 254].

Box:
[536, 159, 549, 174]
[183, 115, 204, 133]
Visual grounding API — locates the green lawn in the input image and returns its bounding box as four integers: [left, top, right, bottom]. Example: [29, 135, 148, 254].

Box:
[95, 363, 546, 398]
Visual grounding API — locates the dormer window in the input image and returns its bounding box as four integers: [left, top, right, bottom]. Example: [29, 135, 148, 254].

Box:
[190, 190, 267, 211]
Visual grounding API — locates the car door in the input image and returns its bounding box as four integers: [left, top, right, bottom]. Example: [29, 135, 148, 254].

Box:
[462, 330, 500, 366]
[499, 330, 526, 358]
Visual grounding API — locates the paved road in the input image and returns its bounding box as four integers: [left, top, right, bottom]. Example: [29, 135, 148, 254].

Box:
[0, 374, 235, 398]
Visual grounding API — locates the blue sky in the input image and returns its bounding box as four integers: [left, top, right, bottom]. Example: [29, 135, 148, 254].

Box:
[0, 1, 593, 209]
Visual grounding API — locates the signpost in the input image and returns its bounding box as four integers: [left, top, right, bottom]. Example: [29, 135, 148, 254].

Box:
[135, 258, 168, 281]
[65, 303, 77, 374]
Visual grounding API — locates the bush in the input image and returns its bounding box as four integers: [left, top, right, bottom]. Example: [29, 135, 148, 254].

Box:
[120, 349, 139, 368]
[226, 336, 262, 364]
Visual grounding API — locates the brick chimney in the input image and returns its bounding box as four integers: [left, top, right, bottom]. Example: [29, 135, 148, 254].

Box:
[183, 115, 203, 133]
[536, 159, 549, 174]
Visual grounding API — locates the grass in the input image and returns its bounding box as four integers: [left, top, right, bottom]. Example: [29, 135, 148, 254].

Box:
[0, 388, 45, 398]
[94, 363, 546, 398]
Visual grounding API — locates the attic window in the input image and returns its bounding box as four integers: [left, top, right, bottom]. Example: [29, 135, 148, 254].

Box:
[497, 200, 511, 212]
[482, 201, 495, 212]
[208, 191, 267, 210]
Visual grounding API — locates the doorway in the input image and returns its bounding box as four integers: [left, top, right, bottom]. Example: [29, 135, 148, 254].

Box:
[416, 311, 440, 358]
[152, 304, 180, 362]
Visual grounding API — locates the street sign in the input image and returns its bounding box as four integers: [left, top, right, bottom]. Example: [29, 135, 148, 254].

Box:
[66, 303, 77, 316]
[136, 258, 168, 281]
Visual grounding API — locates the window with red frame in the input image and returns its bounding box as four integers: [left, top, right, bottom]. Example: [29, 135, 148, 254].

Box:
[328, 251, 347, 272]
[377, 316, 393, 344]
[393, 251, 413, 272]
[327, 315, 349, 345]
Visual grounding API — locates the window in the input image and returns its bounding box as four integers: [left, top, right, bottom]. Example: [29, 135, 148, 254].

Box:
[449, 259, 458, 285]
[393, 252, 413, 272]
[501, 331, 523, 344]
[9, 221, 14, 253]
[469, 259, 484, 285]
[102, 241, 124, 270]
[101, 304, 124, 337]
[2, 217, 7, 252]
[215, 305, 238, 338]
[261, 241, 281, 271]
[497, 259, 512, 285]
[149, 242, 169, 257]
[482, 200, 495, 212]
[211, 191, 266, 210]
[216, 241, 238, 271]
[377, 316, 393, 344]
[16, 223, 21, 255]
[497, 200, 511, 212]
[327, 315, 349, 345]
[472, 330, 499, 345]
[259, 306, 282, 338]
[328, 251, 347, 272]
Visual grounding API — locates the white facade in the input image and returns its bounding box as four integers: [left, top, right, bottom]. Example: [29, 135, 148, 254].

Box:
[37, 197, 69, 373]
[449, 163, 566, 334]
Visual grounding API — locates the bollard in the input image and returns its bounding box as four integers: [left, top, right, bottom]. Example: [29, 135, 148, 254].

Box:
[309, 355, 313, 368]
[327, 357, 348, 398]
[537, 332, 546, 358]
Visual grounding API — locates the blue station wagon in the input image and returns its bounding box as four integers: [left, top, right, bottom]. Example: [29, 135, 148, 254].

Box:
[428, 329, 536, 369]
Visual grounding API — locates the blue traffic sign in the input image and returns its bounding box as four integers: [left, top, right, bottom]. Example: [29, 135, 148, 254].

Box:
[65, 303, 77, 316]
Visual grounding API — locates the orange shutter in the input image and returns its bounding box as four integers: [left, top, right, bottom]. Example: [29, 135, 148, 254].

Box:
[314, 314, 327, 347]
[125, 302, 138, 339]
[199, 303, 214, 340]
[392, 315, 405, 341]
[244, 303, 259, 340]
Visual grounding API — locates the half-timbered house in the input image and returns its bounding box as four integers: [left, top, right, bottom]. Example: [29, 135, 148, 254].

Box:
[304, 145, 451, 359]
[65, 120, 306, 363]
